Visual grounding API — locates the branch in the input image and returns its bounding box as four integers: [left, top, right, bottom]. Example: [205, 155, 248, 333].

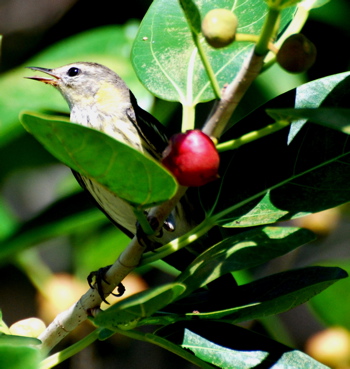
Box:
[202, 50, 265, 139]
[38, 237, 146, 352]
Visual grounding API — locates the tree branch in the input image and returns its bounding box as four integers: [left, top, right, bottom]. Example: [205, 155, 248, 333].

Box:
[202, 50, 265, 139]
[38, 237, 146, 352]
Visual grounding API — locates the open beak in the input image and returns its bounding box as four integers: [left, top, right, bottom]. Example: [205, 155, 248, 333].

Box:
[25, 67, 60, 86]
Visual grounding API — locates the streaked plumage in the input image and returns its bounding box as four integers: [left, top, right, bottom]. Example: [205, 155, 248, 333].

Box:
[27, 62, 197, 246]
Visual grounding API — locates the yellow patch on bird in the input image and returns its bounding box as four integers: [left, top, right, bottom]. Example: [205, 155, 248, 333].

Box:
[95, 81, 126, 114]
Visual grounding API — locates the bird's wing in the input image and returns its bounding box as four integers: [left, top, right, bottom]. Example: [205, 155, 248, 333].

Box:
[127, 91, 169, 159]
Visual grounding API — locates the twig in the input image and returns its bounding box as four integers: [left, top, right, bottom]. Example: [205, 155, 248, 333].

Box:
[38, 236, 146, 352]
[202, 50, 265, 139]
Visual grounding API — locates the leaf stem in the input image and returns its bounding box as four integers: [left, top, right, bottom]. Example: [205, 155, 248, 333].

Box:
[255, 7, 281, 56]
[182, 104, 196, 131]
[195, 35, 221, 99]
[40, 329, 100, 369]
[133, 207, 154, 235]
[235, 33, 278, 53]
[113, 328, 215, 368]
[216, 120, 290, 152]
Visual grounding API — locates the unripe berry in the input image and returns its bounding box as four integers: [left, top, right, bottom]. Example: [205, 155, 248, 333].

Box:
[161, 130, 220, 187]
[277, 34, 316, 73]
[202, 9, 238, 48]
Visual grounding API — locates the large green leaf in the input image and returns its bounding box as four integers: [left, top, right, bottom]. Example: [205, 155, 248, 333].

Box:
[309, 260, 350, 330]
[131, 0, 295, 105]
[20, 112, 177, 207]
[156, 321, 328, 369]
[177, 226, 315, 296]
[287, 71, 350, 143]
[182, 328, 328, 369]
[186, 266, 347, 322]
[267, 107, 350, 134]
[183, 329, 268, 369]
[0, 334, 41, 369]
[199, 72, 350, 227]
[0, 346, 41, 369]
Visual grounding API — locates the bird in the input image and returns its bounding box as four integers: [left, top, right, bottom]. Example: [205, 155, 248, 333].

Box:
[26, 62, 202, 300]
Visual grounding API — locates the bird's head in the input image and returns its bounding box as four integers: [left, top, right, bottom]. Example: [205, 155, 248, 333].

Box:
[26, 62, 129, 110]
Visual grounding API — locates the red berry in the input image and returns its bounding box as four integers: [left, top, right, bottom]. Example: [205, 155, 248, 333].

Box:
[161, 130, 220, 187]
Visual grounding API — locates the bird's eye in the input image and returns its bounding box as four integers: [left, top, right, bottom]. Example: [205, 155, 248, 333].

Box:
[67, 67, 81, 77]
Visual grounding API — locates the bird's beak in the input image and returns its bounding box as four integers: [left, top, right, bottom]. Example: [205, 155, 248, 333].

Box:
[25, 67, 60, 86]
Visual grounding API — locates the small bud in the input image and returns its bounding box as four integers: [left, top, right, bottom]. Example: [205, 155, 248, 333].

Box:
[162, 130, 220, 187]
[202, 9, 238, 48]
[277, 34, 317, 73]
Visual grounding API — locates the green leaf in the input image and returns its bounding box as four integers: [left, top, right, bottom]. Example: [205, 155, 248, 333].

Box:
[20, 112, 177, 207]
[190, 266, 347, 322]
[0, 312, 10, 335]
[179, 0, 201, 34]
[0, 334, 41, 347]
[93, 283, 185, 329]
[183, 329, 268, 368]
[0, 345, 41, 369]
[309, 260, 350, 330]
[270, 350, 329, 369]
[0, 333, 41, 369]
[267, 107, 350, 134]
[201, 72, 350, 227]
[265, 0, 302, 9]
[286, 71, 350, 143]
[300, 0, 331, 10]
[182, 328, 328, 369]
[177, 226, 315, 295]
[158, 322, 328, 369]
[131, 0, 295, 105]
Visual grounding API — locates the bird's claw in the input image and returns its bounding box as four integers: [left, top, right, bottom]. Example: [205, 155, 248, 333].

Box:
[87, 265, 125, 304]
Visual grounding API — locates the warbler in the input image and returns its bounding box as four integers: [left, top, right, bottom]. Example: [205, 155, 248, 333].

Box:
[26, 62, 202, 293]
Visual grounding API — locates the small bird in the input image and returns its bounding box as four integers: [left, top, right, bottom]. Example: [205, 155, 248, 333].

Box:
[26, 62, 200, 298]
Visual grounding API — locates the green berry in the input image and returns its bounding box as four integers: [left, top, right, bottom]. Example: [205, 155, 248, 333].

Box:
[277, 34, 317, 73]
[202, 9, 238, 48]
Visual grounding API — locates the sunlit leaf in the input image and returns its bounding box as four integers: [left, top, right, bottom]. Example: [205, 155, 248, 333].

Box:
[132, 0, 295, 105]
[200, 72, 350, 227]
[177, 226, 315, 295]
[0, 344, 41, 369]
[182, 328, 328, 368]
[267, 107, 350, 134]
[20, 112, 177, 207]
